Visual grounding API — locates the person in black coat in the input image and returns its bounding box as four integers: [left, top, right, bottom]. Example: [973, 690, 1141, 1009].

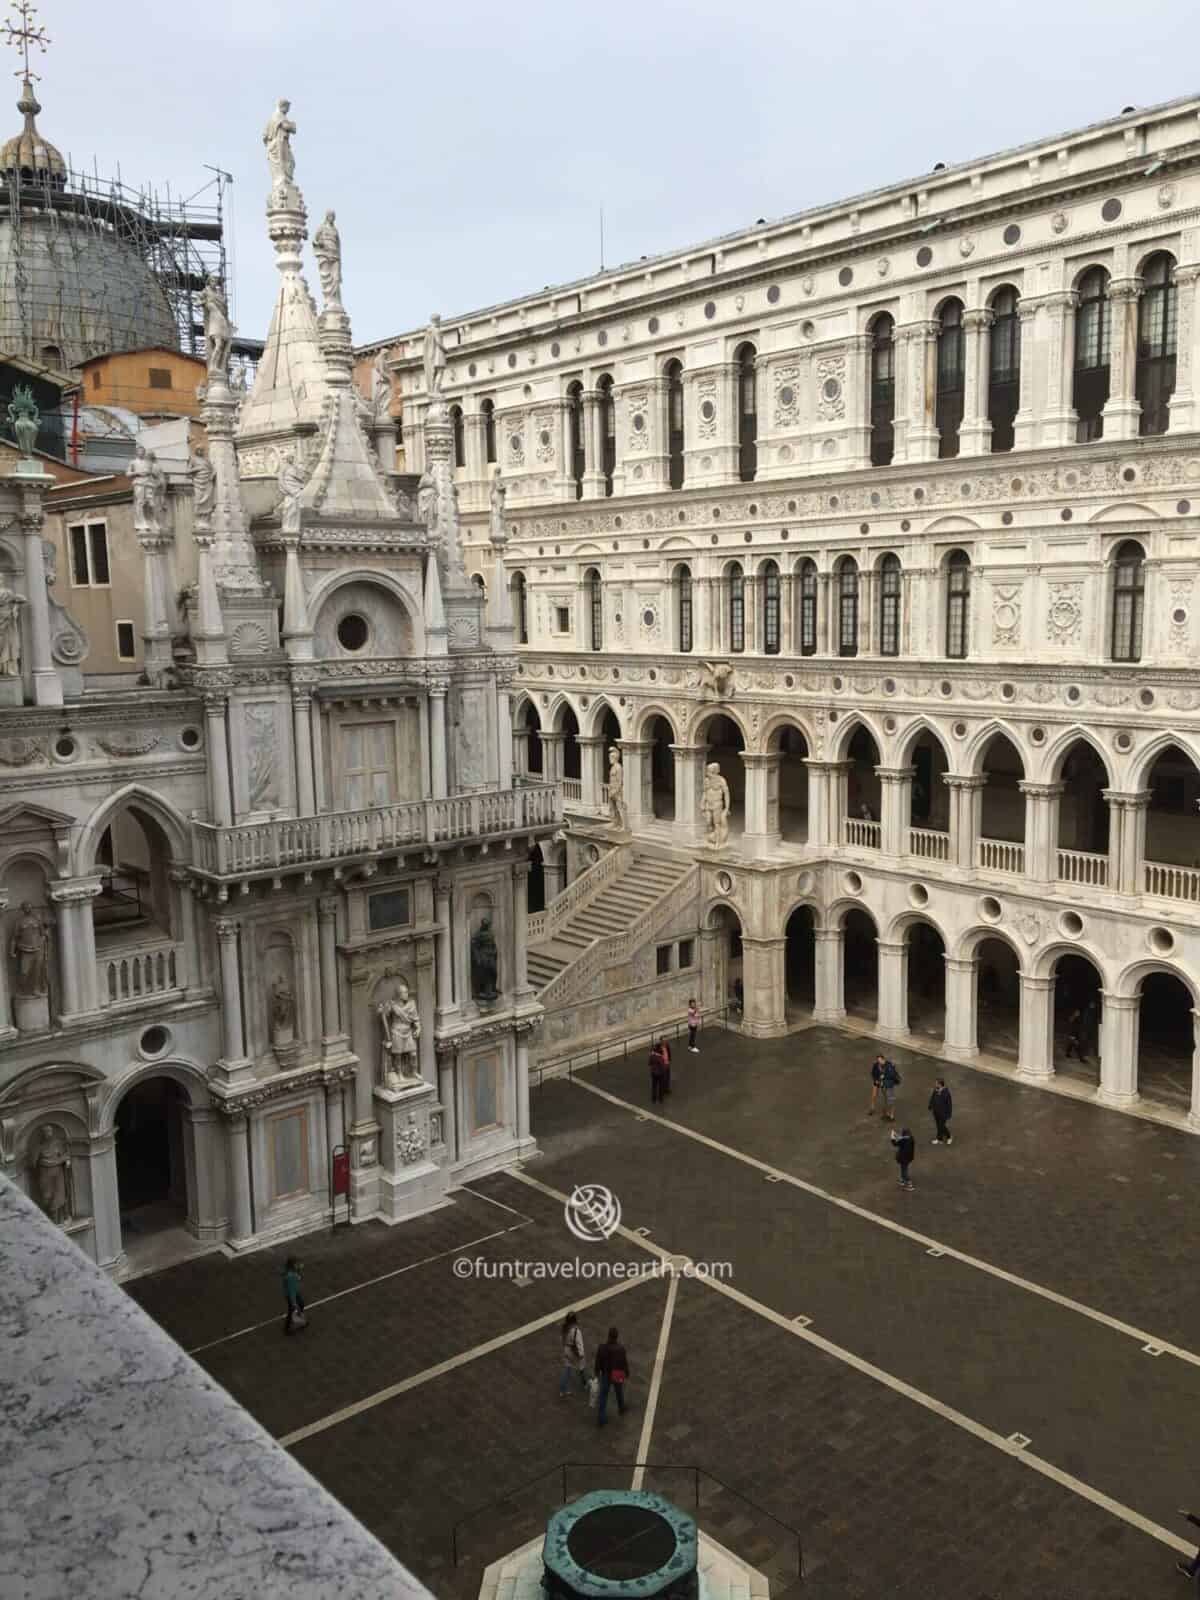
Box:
[929, 1078, 953, 1145]
[594, 1326, 629, 1426]
[891, 1127, 915, 1190]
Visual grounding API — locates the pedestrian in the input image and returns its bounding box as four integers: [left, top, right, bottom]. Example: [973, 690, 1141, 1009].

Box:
[929, 1077, 953, 1145]
[732, 977, 744, 1016]
[559, 1311, 587, 1398]
[880, 1057, 901, 1121]
[657, 1035, 672, 1097]
[891, 1126, 915, 1190]
[686, 998, 700, 1053]
[282, 1255, 306, 1335]
[594, 1325, 629, 1426]
[649, 1040, 666, 1104]
[1064, 1008, 1088, 1062]
[868, 1053, 885, 1116]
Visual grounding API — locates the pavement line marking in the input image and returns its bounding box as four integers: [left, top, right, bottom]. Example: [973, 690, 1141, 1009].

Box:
[507, 1169, 1192, 1558]
[572, 1077, 1200, 1370]
[631, 1271, 679, 1493]
[453, 1182, 537, 1221]
[278, 1272, 654, 1450]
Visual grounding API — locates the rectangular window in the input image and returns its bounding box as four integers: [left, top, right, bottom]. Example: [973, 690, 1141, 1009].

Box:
[148, 367, 172, 389]
[368, 888, 412, 931]
[342, 720, 397, 810]
[678, 938, 694, 970]
[68, 522, 109, 586]
[946, 589, 969, 660]
[678, 573, 692, 653]
[268, 1108, 309, 1202]
[115, 620, 136, 660]
[471, 1057, 500, 1133]
[555, 605, 570, 634]
[799, 577, 817, 656]
[656, 944, 672, 976]
[91, 368, 102, 389]
[729, 576, 745, 654]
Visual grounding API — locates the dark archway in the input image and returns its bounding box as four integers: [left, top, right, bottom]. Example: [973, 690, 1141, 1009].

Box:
[1056, 742, 1110, 863]
[115, 1077, 187, 1227]
[699, 714, 745, 838]
[528, 842, 546, 914]
[1137, 972, 1194, 1110]
[708, 904, 744, 1016]
[520, 701, 544, 777]
[559, 705, 581, 783]
[843, 908, 878, 1023]
[979, 734, 1025, 867]
[906, 921, 946, 1043]
[845, 725, 881, 825]
[907, 731, 951, 832]
[1053, 953, 1102, 1085]
[785, 906, 815, 1013]
[770, 724, 809, 843]
[646, 715, 676, 821]
[975, 937, 1020, 1059]
[1145, 745, 1200, 876]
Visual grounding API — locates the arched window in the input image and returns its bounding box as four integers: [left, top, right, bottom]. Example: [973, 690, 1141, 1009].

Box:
[878, 554, 902, 657]
[450, 404, 465, 468]
[1074, 267, 1111, 441]
[761, 559, 780, 654]
[40, 343, 63, 368]
[988, 287, 1021, 453]
[737, 343, 758, 482]
[598, 375, 615, 496]
[1110, 540, 1145, 662]
[511, 571, 528, 645]
[935, 299, 965, 459]
[1136, 253, 1177, 437]
[837, 558, 859, 658]
[666, 360, 685, 490]
[481, 399, 496, 465]
[471, 573, 486, 599]
[586, 568, 603, 652]
[567, 382, 585, 498]
[797, 559, 818, 656]
[728, 561, 745, 653]
[945, 551, 971, 659]
[675, 564, 693, 653]
[869, 314, 895, 467]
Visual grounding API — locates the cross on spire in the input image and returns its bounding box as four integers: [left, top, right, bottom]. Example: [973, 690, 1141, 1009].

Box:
[2, 0, 49, 84]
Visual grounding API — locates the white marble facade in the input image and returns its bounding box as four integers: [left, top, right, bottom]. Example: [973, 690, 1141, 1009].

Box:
[0, 104, 556, 1273]
[370, 92, 1200, 1124]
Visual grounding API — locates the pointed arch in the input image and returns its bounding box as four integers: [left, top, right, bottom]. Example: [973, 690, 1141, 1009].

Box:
[74, 785, 190, 877]
[581, 695, 623, 739]
[829, 712, 885, 763]
[961, 718, 1029, 778]
[1128, 730, 1200, 791]
[1042, 726, 1115, 786]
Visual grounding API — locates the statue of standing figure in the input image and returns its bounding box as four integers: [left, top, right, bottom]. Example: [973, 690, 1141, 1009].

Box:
[130, 445, 167, 535]
[371, 348, 392, 422]
[701, 762, 731, 849]
[189, 449, 215, 524]
[423, 314, 447, 396]
[202, 276, 234, 381]
[607, 746, 627, 829]
[33, 1124, 73, 1224]
[263, 97, 297, 193]
[313, 209, 343, 308]
[416, 471, 438, 535]
[378, 979, 421, 1088]
[0, 584, 25, 676]
[277, 454, 306, 535]
[470, 917, 499, 1002]
[269, 974, 295, 1047]
[10, 901, 49, 996]
[489, 467, 507, 547]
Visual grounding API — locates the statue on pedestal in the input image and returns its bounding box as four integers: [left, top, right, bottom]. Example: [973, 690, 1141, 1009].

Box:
[202, 277, 234, 380]
[378, 979, 421, 1088]
[489, 467, 507, 547]
[423, 314, 447, 396]
[607, 746, 626, 829]
[263, 97, 297, 195]
[33, 1124, 73, 1224]
[313, 210, 343, 308]
[701, 762, 731, 849]
[131, 446, 166, 535]
[189, 449, 215, 524]
[0, 585, 25, 676]
[470, 917, 499, 1002]
[7, 383, 38, 458]
[416, 471, 437, 535]
[269, 974, 295, 1048]
[277, 453, 306, 536]
[371, 348, 392, 422]
[10, 900, 48, 996]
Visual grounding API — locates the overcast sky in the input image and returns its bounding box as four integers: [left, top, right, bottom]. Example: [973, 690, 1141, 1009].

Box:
[40, 0, 1199, 346]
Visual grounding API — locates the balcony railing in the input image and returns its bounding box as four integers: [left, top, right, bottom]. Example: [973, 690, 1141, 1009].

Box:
[844, 817, 881, 849]
[562, 778, 583, 803]
[1057, 848, 1108, 888]
[908, 826, 950, 862]
[191, 784, 561, 877]
[98, 940, 181, 1008]
[978, 837, 1025, 874]
[1145, 860, 1200, 903]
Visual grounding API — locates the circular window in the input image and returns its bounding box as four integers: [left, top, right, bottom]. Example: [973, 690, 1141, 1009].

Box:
[822, 377, 842, 403]
[1178, 500, 1192, 515]
[642, 538, 650, 550]
[632, 412, 646, 433]
[1030, 726, 1046, 744]
[1115, 731, 1133, 752]
[780, 529, 789, 541]
[1149, 926, 1175, 954]
[700, 399, 716, 422]
[1002, 511, 1014, 526]
[883, 715, 897, 733]
[940, 680, 953, 697]
[787, 500, 797, 513]
[710, 533, 718, 545]
[716, 871, 734, 894]
[1061, 509, 1073, 522]
[767, 285, 781, 304]
[704, 301, 717, 320]
[642, 608, 655, 627]
[859, 522, 869, 535]
[54, 736, 77, 760]
[612, 667, 621, 680]
[1101, 197, 1122, 222]
[509, 434, 521, 455]
[801, 321, 816, 340]
[916, 246, 933, 267]
[749, 503, 759, 517]
[784, 674, 795, 688]
[1001, 684, 1015, 701]
[838, 267, 853, 287]
[468, 362, 477, 377]
[914, 487, 925, 501]
[587, 844, 600, 864]
[712, 507, 721, 520]
[743, 531, 752, 544]
[539, 430, 551, 448]
[1066, 686, 1081, 703]
[829, 495, 840, 509]
[648, 316, 660, 334]
[796, 869, 813, 893]
[1059, 911, 1084, 938]
[550, 342, 561, 357]
[614, 516, 623, 529]
[1003, 224, 1021, 245]
[507, 353, 517, 369]
[1139, 688, 1155, 708]
[953, 721, 967, 738]
[961, 482, 972, 497]
[832, 676, 843, 692]
[1122, 467, 1136, 484]
[828, 710, 839, 723]
[909, 883, 930, 908]
[648, 669, 657, 681]
[139, 1024, 170, 1058]
[779, 385, 795, 407]
[180, 726, 202, 750]
[901, 520, 911, 532]
[1173, 608, 1188, 626]
[337, 613, 369, 652]
[883, 678, 896, 695]
[844, 870, 863, 894]
[979, 896, 1002, 922]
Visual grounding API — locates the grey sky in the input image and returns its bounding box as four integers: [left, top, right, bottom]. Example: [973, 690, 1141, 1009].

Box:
[41, 0, 1198, 346]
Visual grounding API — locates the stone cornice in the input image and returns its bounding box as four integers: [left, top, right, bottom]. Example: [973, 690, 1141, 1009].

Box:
[211, 1062, 357, 1117]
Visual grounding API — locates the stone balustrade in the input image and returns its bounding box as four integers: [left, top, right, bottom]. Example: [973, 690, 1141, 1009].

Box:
[978, 837, 1025, 874]
[1057, 848, 1109, 888]
[908, 826, 950, 861]
[844, 817, 881, 849]
[97, 939, 181, 1008]
[1145, 860, 1200, 902]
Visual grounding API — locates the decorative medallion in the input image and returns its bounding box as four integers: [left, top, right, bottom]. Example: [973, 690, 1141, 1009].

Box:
[1050, 211, 1070, 234]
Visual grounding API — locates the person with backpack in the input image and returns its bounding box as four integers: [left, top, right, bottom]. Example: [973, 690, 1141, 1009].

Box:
[594, 1326, 629, 1426]
[868, 1054, 886, 1116]
[282, 1256, 306, 1335]
[559, 1311, 587, 1398]
[881, 1058, 901, 1121]
[891, 1127, 915, 1190]
[649, 1041, 667, 1104]
[929, 1078, 953, 1145]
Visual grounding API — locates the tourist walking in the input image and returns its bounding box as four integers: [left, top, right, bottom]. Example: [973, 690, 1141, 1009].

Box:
[687, 999, 700, 1053]
[594, 1326, 629, 1426]
[282, 1256, 306, 1334]
[649, 1041, 667, 1104]
[1064, 1008, 1088, 1063]
[658, 1036, 672, 1097]
[929, 1078, 953, 1145]
[881, 1058, 901, 1121]
[1175, 1508, 1200, 1580]
[559, 1311, 587, 1398]
[868, 1054, 885, 1116]
[891, 1127, 915, 1190]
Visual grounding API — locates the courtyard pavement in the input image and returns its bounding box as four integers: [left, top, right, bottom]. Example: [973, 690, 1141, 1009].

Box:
[127, 1024, 1200, 1599]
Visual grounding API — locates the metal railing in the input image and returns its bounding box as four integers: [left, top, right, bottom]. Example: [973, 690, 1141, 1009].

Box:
[908, 825, 950, 862]
[1057, 847, 1108, 887]
[532, 1002, 732, 1087]
[843, 817, 880, 849]
[1145, 859, 1200, 902]
[977, 836, 1024, 874]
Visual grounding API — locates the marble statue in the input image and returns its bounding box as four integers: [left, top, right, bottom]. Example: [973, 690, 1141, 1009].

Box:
[701, 762, 731, 849]
[189, 449, 215, 523]
[202, 277, 234, 380]
[263, 97, 297, 192]
[10, 901, 48, 996]
[378, 980, 421, 1087]
[277, 454, 306, 535]
[269, 974, 295, 1047]
[0, 584, 25, 675]
[130, 446, 166, 534]
[313, 210, 342, 307]
[470, 917, 499, 1002]
[607, 746, 627, 829]
[416, 472, 437, 534]
[371, 348, 392, 421]
[698, 661, 734, 702]
[34, 1124, 73, 1224]
[423, 314, 447, 396]
[489, 468, 507, 546]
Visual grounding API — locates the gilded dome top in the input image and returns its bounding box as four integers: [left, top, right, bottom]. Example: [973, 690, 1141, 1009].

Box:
[0, 78, 65, 186]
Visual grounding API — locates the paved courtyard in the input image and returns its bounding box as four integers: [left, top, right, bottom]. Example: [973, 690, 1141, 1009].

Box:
[128, 1024, 1200, 1599]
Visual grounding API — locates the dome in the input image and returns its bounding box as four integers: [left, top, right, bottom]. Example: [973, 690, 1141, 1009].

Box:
[0, 79, 66, 187]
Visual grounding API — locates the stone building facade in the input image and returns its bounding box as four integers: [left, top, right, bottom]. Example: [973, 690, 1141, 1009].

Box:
[0, 106, 555, 1273]
[376, 91, 1200, 1122]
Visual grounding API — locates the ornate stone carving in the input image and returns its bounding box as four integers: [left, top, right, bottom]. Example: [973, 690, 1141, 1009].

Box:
[9, 901, 49, 997]
[534, 411, 556, 463]
[245, 703, 279, 810]
[230, 622, 271, 657]
[0, 735, 44, 765]
[378, 978, 421, 1087]
[815, 355, 846, 421]
[991, 583, 1022, 648]
[0, 584, 25, 677]
[357, 1138, 378, 1168]
[1050, 211, 1070, 234]
[958, 235, 976, 257]
[1046, 583, 1083, 646]
[608, 746, 626, 829]
[773, 365, 800, 429]
[625, 390, 650, 452]
[33, 1124, 74, 1224]
[312, 210, 342, 308]
[696, 378, 717, 441]
[397, 1113, 427, 1165]
[470, 917, 499, 1001]
[263, 98, 297, 198]
[96, 730, 161, 758]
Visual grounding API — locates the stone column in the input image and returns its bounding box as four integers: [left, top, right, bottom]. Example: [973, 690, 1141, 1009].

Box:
[438, 1049, 458, 1165]
[292, 688, 317, 817]
[1104, 789, 1151, 894]
[0, 890, 13, 1040]
[579, 735, 605, 810]
[860, 568, 876, 656]
[903, 320, 940, 461]
[20, 500, 62, 707]
[434, 880, 456, 1017]
[958, 308, 993, 456]
[1016, 974, 1056, 1081]
[1098, 992, 1140, 1105]
[1041, 291, 1079, 448]
[543, 839, 566, 903]
[167, 867, 202, 997]
[846, 332, 872, 470]
[318, 896, 342, 1048]
[512, 863, 532, 999]
[1169, 262, 1200, 434]
[813, 927, 845, 1023]
[741, 934, 786, 1037]
[1189, 1010, 1200, 1131]
[943, 955, 979, 1058]
[741, 753, 781, 857]
[818, 571, 836, 655]
[89, 1132, 123, 1274]
[946, 775, 985, 870]
[416, 939, 437, 1086]
[1101, 277, 1144, 441]
[496, 686, 513, 790]
[1012, 298, 1040, 450]
[515, 1029, 531, 1143]
[1019, 781, 1064, 885]
[429, 687, 449, 800]
[693, 572, 712, 655]
[582, 390, 603, 499]
[877, 766, 914, 856]
[49, 878, 101, 1022]
[204, 694, 233, 827]
[540, 730, 565, 785]
[225, 1114, 253, 1243]
[619, 738, 652, 829]
[184, 1106, 226, 1240]
[803, 759, 838, 848]
[214, 917, 247, 1067]
[671, 744, 706, 840]
[876, 939, 909, 1040]
[464, 407, 487, 496]
[138, 533, 172, 685]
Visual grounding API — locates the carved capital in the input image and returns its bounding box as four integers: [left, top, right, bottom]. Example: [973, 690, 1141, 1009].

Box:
[213, 916, 240, 942]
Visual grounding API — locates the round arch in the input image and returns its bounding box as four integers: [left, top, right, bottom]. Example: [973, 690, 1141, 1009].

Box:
[826, 897, 880, 934]
[702, 896, 743, 932]
[690, 704, 750, 748]
[1070, 261, 1111, 292]
[1114, 958, 1200, 1007]
[1134, 244, 1177, 279]
[954, 923, 1026, 971]
[306, 567, 422, 635]
[632, 702, 681, 743]
[1031, 939, 1112, 984]
[97, 1055, 212, 1137]
[779, 893, 826, 934]
[74, 784, 190, 878]
[883, 907, 951, 948]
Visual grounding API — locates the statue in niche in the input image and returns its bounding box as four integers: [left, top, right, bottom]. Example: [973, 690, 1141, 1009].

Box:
[277, 453, 306, 536]
[607, 746, 626, 829]
[701, 762, 731, 849]
[33, 1124, 73, 1224]
[489, 467, 508, 547]
[189, 448, 215, 524]
[378, 979, 421, 1088]
[202, 276, 234, 380]
[0, 584, 25, 676]
[423, 313, 447, 396]
[416, 471, 437, 535]
[263, 97, 297, 193]
[269, 973, 296, 1047]
[371, 348, 392, 421]
[470, 916, 499, 1002]
[10, 901, 49, 996]
[313, 209, 343, 308]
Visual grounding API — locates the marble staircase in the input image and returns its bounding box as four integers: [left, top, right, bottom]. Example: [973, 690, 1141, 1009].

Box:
[526, 852, 691, 992]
